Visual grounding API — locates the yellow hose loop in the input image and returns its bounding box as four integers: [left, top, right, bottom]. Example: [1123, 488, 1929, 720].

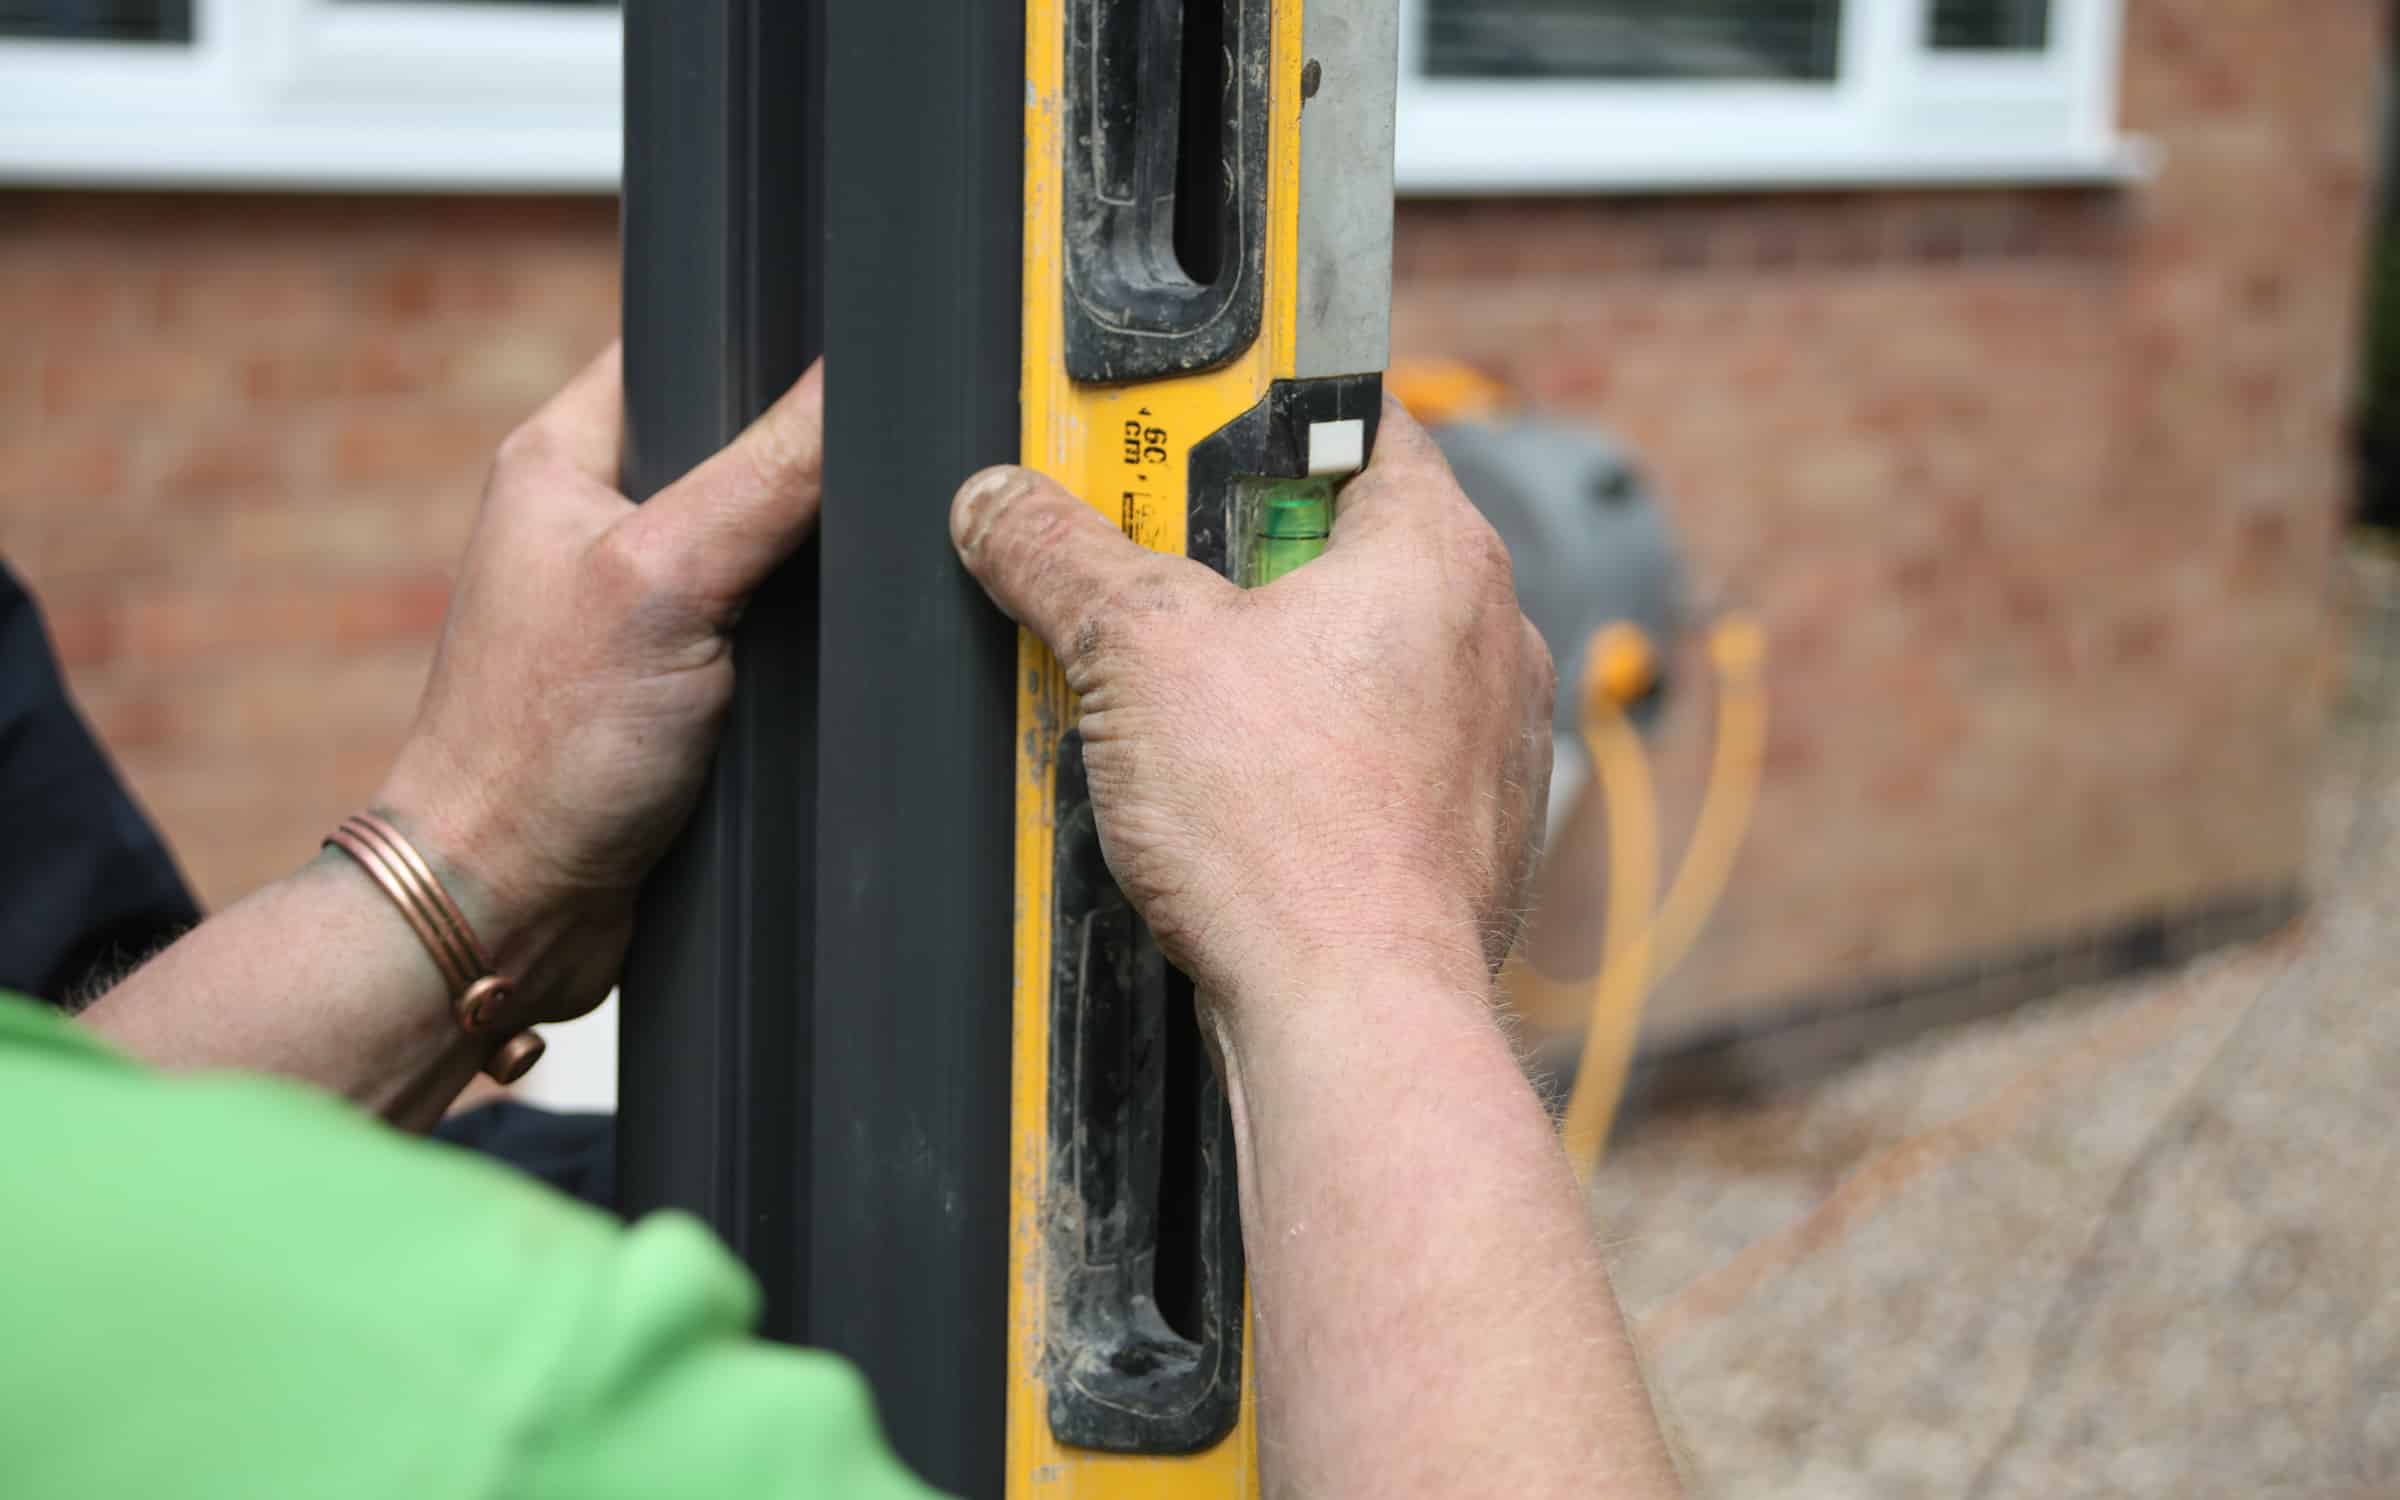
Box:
[1557, 614, 1769, 1182]
[1641, 617, 1768, 990]
[1558, 641, 1659, 1183]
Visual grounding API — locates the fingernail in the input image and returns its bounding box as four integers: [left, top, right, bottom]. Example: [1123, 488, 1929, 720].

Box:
[951, 466, 1033, 558]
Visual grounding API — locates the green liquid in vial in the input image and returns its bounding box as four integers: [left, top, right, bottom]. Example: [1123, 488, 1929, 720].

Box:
[1245, 478, 1337, 588]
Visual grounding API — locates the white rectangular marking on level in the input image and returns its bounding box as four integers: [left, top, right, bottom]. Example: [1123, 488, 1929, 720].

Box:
[1308, 418, 1366, 477]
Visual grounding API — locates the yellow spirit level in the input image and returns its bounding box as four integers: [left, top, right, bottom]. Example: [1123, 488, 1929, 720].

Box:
[1008, 0, 1398, 1492]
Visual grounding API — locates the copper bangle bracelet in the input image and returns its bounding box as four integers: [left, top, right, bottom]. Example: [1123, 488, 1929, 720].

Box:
[325, 812, 545, 1085]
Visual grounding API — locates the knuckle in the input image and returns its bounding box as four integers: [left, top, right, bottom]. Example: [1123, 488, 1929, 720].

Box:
[1436, 501, 1515, 593]
[492, 417, 560, 480]
[1063, 607, 1138, 695]
[1070, 611, 1113, 671]
[747, 412, 819, 493]
[1067, 585, 1187, 686]
[1066, 586, 1128, 663]
[1464, 517, 1516, 590]
[1099, 562, 1191, 622]
[587, 522, 674, 606]
[1524, 618, 1559, 696]
[1133, 556, 1189, 598]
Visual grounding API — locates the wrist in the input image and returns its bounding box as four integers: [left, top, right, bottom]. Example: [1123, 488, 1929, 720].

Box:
[367, 763, 613, 1027]
[1211, 921, 1499, 1042]
[375, 737, 551, 922]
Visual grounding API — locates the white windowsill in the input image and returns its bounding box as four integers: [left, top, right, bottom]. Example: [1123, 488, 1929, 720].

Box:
[1396, 136, 2157, 196]
[0, 123, 624, 192]
[0, 126, 2156, 198]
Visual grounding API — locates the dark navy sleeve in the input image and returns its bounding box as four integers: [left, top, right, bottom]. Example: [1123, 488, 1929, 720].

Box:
[0, 560, 201, 1003]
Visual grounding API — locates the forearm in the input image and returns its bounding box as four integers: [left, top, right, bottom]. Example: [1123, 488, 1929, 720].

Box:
[77, 848, 488, 1131]
[1216, 953, 1681, 1500]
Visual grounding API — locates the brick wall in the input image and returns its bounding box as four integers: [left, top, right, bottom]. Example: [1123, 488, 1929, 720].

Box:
[1404, 0, 2386, 1041]
[0, 0, 2382, 1040]
[3, 198, 617, 913]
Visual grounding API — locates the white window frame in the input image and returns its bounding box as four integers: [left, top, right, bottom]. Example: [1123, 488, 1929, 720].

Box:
[1395, 0, 2145, 193]
[0, 0, 621, 189]
[0, 0, 2140, 193]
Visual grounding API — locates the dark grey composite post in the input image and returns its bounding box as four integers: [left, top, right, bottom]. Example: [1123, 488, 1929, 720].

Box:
[811, 1, 1025, 1491]
[618, 0, 826, 1345]
[619, 0, 1023, 1491]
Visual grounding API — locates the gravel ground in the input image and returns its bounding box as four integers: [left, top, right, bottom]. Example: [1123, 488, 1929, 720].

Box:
[1588, 546, 2400, 1499]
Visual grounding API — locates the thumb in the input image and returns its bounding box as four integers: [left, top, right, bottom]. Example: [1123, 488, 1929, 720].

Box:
[1328, 394, 1476, 550]
[614, 360, 825, 622]
[950, 465, 1218, 669]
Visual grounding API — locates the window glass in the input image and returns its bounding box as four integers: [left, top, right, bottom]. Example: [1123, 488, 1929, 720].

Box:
[1928, 0, 2052, 52]
[0, 0, 191, 42]
[1423, 0, 1845, 83]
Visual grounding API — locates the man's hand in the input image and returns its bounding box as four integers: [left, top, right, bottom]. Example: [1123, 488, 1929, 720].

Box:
[950, 408, 1682, 1499]
[379, 347, 826, 1026]
[82, 349, 828, 1124]
[949, 401, 1555, 1008]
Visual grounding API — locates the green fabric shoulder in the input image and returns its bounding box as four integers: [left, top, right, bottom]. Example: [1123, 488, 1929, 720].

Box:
[0, 994, 946, 1500]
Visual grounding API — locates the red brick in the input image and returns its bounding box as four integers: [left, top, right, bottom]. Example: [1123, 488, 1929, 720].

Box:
[451, 336, 591, 408]
[330, 576, 452, 647]
[328, 740, 406, 798]
[38, 598, 122, 670]
[77, 681, 180, 753]
[108, 748, 345, 907]
[0, 433, 130, 505]
[238, 338, 456, 404]
[236, 347, 335, 406]
[155, 436, 290, 506]
[0, 259, 131, 340]
[514, 246, 621, 326]
[212, 492, 476, 575]
[39, 343, 227, 418]
[142, 258, 346, 332]
[157, 646, 428, 751]
[329, 409, 509, 490]
[120, 589, 320, 661]
[1761, 721, 1820, 778]
[342, 339, 455, 399]
[355, 255, 514, 326]
[113, 574, 451, 663]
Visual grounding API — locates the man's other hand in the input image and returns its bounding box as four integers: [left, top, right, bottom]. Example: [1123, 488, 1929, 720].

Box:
[378, 348, 825, 1025]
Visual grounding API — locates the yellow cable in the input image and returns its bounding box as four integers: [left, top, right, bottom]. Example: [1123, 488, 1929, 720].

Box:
[1558, 679, 1658, 1182]
[1558, 616, 1769, 1181]
[1642, 618, 1768, 989]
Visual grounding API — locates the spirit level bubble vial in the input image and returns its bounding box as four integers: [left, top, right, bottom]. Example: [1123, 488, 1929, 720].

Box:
[1008, 0, 1400, 1492]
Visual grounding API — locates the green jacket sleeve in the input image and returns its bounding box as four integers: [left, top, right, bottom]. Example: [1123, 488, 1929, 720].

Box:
[0, 994, 946, 1500]
[515, 1215, 950, 1500]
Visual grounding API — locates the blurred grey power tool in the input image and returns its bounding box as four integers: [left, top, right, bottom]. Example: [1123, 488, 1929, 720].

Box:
[1393, 361, 1689, 823]
[1434, 416, 1685, 736]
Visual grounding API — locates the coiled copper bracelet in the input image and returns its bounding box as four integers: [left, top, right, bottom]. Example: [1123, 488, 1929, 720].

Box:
[325, 812, 545, 1085]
